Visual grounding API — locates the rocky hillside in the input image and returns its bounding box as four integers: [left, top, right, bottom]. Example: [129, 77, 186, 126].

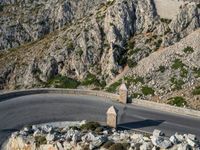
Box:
[0, 0, 200, 108]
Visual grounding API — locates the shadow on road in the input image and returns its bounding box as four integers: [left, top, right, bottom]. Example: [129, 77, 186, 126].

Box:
[118, 119, 165, 129]
[0, 128, 18, 134]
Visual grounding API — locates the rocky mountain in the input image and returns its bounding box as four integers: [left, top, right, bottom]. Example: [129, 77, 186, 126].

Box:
[0, 0, 200, 109]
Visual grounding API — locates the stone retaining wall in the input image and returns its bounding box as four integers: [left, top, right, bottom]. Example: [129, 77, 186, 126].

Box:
[133, 99, 200, 118]
[0, 88, 119, 102]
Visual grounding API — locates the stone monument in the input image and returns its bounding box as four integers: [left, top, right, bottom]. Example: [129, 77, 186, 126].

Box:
[119, 83, 128, 104]
[106, 106, 118, 128]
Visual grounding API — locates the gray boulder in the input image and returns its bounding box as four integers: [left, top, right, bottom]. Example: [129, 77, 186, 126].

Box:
[151, 136, 172, 149]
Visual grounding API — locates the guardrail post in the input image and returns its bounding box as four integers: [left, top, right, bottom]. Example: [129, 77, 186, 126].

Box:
[106, 106, 118, 128]
[119, 83, 128, 104]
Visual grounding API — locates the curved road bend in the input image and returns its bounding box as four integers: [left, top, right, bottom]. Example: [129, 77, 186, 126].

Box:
[0, 94, 200, 146]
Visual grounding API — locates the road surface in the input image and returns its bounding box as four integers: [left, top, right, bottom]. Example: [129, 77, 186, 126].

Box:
[0, 93, 200, 146]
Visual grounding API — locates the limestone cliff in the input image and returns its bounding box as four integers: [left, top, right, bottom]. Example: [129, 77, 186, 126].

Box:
[0, 0, 200, 109]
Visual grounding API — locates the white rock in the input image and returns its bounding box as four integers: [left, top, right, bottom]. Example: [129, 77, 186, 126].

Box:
[170, 135, 179, 144]
[63, 141, 73, 150]
[103, 130, 109, 135]
[81, 132, 96, 143]
[151, 136, 172, 149]
[186, 138, 196, 147]
[32, 125, 38, 131]
[174, 133, 184, 142]
[187, 134, 197, 141]
[92, 136, 108, 148]
[153, 129, 164, 137]
[177, 143, 191, 150]
[72, 132, 81, 144]
[56, 142, 64, 150]
[140, 142, 153, 150]
[80, 120, 87, 126]
[46, 133, 56, 142]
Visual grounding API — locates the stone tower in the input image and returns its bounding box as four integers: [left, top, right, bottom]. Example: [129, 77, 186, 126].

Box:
[119, 83, 128, 104]
[106, 106, 118, 128]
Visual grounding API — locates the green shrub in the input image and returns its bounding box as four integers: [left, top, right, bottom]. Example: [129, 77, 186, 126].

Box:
[103, 141, 114, 149]
[183, 46, 194, 54]
[128, 48, 141, 55]
[46, 75, 80, 89]
[108, 143, 129, 150]
[158, 66, 166, 73]
[167, 96, 187, 107]
[106, 80, 122, 93]
[170, 77, 184, 90]
[0, 4, 4, 12]
[180, 67, 188, 78]
[192, 86, 200, 95]
[35, 136, 47, 147]
[141, 86, 155, 96]
[95, 126, 104, 133]
[127, 40, 135, 50]
[193, 68, 200, 78]
[80, 122, 100, 131]
[77, 48, 83, 56]
[131, 93, 143, 98]
[160, 18, 172, 24]
[69, 126, 80, 131]
[197, 3, 200, 8]
[81, 73, 102, 87]
[171, 59, 185, 70]
[124, 76, 144, 87]
[155, 39, 162, 49]
[67, 41, 74, 49]
[127, 59, 137, 68]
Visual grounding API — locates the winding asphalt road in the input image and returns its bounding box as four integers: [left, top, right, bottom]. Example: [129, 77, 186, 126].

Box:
[0, 93, 200, 146]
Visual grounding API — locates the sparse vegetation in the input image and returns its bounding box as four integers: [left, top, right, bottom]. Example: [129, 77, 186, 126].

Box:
[108, 143, 129, 150]
[46, 75, 80, 89]
[155, 39, 162, 49]
[167, 96, 187, 107]
[192, 86, 200, 95]
[80, 122, 100, 131]
[197, 3, 200, 8]
[170, 77, 184, 90]
[127, 40, 135, 49]
[141, 86, 155, 96]
[103, 141, 114, 149]
[35, 136, 47, 147]
[124, 76, 144, 87]
[180, 67, 188, 78]
[171, 59, 185, 70]
[131, 93, 143, 98]
[193, 68, 200, 78]
[76, 48, 83, 56]
[128, 48, 141, 55]
[157, 66, 166, 73]
[66, 41, 74, 50]
[127, 59, 137, 68]
[81, 73, 105, 88]
[160, 18, 172, 24]
[0, 4, 4, 12]
[183, 46, 194, 54]
[106, 80, 122, 93]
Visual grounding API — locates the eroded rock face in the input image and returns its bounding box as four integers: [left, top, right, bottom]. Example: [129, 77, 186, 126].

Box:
[0, 0, 107, 50]
[0, 0, 199, 92]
